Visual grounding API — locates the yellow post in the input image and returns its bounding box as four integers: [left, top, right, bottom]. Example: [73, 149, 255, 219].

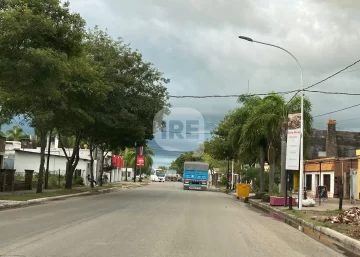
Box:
[293, 171, 299, 192]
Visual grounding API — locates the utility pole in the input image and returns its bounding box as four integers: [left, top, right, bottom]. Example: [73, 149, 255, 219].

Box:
[227, 158, 230, 190]
[231, 159, 234, 190]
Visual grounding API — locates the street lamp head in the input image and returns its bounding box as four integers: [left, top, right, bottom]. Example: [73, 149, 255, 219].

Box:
[238, 36, 253, 42]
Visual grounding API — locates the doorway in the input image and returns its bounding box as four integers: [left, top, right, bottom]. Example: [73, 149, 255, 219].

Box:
[324, 174, 331, 192]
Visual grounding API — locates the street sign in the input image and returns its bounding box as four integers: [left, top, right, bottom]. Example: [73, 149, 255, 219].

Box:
[136, 155, 145, 166]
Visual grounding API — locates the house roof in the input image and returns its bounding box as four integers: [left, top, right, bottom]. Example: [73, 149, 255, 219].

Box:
[14, 148, 92, 161]
[305, 156, 360, 163]
[309, 128, 360, 159]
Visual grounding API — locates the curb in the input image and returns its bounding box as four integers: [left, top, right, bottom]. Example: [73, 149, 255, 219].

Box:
[247, 198, 360, 254]
[0, 183, 148, 211]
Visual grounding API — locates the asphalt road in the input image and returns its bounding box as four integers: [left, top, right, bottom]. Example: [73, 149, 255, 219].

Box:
[0, 182, 345, 257]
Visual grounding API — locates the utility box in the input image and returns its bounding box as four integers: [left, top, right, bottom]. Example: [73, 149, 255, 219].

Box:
[236, 183, 250, 198]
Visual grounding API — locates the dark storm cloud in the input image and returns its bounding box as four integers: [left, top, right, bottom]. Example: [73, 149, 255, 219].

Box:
[69, 0, 360, 165]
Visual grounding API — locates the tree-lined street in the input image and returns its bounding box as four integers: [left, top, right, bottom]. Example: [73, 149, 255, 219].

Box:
[0, 183, 343, 257]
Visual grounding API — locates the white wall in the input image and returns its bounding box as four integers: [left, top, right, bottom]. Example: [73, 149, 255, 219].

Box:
[121, 168, 133, 180]
[13, 150, 124, 186]
[14, 151, 91, 184]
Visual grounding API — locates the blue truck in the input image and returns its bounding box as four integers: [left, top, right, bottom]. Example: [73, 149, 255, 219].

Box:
[183, 161, 209, 190]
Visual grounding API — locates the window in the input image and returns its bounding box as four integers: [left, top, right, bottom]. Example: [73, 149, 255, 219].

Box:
[306, 174, 312, 190]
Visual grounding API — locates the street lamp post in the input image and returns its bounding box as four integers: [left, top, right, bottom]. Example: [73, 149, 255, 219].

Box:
[238, 36, 305, 209]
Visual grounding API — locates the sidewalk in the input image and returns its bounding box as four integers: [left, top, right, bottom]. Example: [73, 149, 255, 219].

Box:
[248, 197, 358, 212]
[281, 198, 357, 211]
[232, 193, 360, 255]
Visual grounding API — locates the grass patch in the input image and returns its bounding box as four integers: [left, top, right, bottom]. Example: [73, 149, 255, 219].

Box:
[0, 189, 89, 201]
[0, 183, 141, 202]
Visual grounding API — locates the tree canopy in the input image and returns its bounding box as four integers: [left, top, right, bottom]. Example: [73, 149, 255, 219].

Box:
[203, 93, 313, 194]
[0, 0, 170, 192]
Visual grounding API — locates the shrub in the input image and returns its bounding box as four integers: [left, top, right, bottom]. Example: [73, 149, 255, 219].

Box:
[253, 192, 266, 199]
[221, 176, 228, 186]
[262, 194, 270, 202]
[73, 176, 84, 186]
[271, 184, 279, 194]
[48, 175, 66, 188]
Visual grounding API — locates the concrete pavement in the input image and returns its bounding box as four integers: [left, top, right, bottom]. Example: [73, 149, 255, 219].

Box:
[0, 182, 346, 256]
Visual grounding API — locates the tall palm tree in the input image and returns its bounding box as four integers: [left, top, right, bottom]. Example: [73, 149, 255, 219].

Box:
[122, 146, 155, 180]
[237, 93, 312, 194]
[144, 147, 155, 172]
[123, 148, 136, 181]
[230, 95, 267, 192]
[6, 126, 28, 141]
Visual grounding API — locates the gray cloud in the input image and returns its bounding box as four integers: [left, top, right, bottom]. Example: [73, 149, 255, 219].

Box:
[69, 0, 360, 164]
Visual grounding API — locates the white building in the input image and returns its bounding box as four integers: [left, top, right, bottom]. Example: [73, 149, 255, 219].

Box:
[4, 140, 124, 186]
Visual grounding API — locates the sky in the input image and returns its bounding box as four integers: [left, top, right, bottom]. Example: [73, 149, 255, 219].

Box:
[4, 0, 360, 167]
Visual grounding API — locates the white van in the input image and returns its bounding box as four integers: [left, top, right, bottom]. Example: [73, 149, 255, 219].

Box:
[151, 169, 166, 182]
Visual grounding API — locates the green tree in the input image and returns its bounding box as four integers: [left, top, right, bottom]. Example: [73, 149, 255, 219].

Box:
[169, 152, 202, 176]
[238, 93, 312, 194]
[55, 49, 107, 189]
[80, 28, 169, 186]
[0, 0, 86, 193]
[204, 113, 240, 189]
[123, 148, 136, 181]
[5, 126, 28, 141]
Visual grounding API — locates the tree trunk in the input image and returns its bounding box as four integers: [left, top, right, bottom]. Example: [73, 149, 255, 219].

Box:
[59, 129, 82, 189]
[98, 150, 105, 186]
[280, 121, 287, 195]
[65, 162, 73, 189]
[269, 148, 276, 194]
[44, 129, 53, 189]
[36, 130, 47, 193]
[125, 166, 128, 181]
[259, 145, 265, 192]
[89, 145, 94, 188]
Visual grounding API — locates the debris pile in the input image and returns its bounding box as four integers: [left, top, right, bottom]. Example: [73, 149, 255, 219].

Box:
[325, 207, 360, 225]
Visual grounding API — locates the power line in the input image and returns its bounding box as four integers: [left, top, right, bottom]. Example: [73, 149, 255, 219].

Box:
[340, 67, 360, 73]
[305, 90, 360, 96]
[168, 88, 360, 99]
[169, 89, 299, 98]
[169, 60, 360, 99]
[305, 59, 360, 90]
[158, 130, 212, 134]
[313, 103, 360, 117]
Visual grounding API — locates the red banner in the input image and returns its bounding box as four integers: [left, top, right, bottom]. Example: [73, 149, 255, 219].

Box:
[111, 155, 117, 167]
[112, 155, 124, 168]
[116, 157, 123, 168]
[136, 155, 145, 166]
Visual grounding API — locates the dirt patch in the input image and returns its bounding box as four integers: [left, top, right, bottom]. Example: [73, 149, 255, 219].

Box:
[299, 209, 360, 240]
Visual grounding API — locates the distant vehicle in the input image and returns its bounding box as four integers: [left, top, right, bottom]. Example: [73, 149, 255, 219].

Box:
[151, 168, 166, 182]
[183, 161, 209, 190]
[166, 169, 177, 175]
